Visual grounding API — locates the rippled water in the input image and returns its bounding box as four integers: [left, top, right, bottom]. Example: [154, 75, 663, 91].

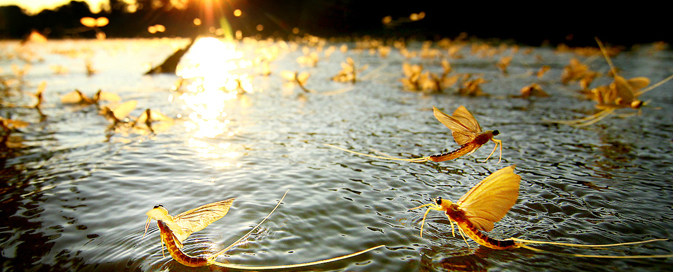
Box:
[2, 37, 673, 271]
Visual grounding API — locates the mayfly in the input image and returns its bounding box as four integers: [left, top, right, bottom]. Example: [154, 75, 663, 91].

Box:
[61, 89, 121, 105]
[411, 165, 673, 258]
[325, 105, 502, 164]
[132, 108, 174, 134]
[99, 100, 137, 125]
[281, 70, 313, 93]
[552, 38, 673, 126]
[143, 190, 384, 269]
[429, 106, 502, 163]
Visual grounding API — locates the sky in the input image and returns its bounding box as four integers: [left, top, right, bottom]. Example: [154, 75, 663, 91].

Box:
[0, 0, 112, 14]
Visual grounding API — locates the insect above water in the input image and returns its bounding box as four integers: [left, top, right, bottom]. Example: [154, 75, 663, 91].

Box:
[325, 105, 503, 164]
[551, 38, 673, 126]
[143, 190, 385, 269]
[411, 165, 673, 258]
[430, 106, 502, 163]
[61, 89, 121, 105]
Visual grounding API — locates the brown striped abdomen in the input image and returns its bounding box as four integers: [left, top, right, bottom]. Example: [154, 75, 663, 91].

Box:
[157, 220, 209, 267]
[452, 217, 518, 250]
[429, 142, 479, 162]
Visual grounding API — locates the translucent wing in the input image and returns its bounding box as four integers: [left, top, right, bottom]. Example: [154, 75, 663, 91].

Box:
[97, 91, 121, 102]
[280, 71, 296, 81]
[457, 165, 521, 232]
[136, 109, 173, 124]
[297, 72, 310, 84]
[61, 90, 84, 104]
[611, 76, 639, 106]
[111, 100, 137, 120]
[173, 198, 235, 242]
[433, 106, 481, 146]
[626, 77, 650, 94]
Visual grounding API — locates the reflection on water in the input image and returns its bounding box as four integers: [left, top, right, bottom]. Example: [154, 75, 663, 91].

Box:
[1, 38, 673, 271]
[175, 37, 251, 167]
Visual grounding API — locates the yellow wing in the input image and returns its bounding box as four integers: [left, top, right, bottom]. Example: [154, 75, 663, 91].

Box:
[111, 100, 137, 120]
[61, 90, 85, 104]
[280, 71, 296, 81]
[433, 106, 482, 146]
[95, 91, 121, 102]
[173, 198, 235, 242]
[626, 77, 650, 94]
[611, 76, 636, 104]
[457, 165, 521, 232]
[297, 72, 310, 84]
[136, 109, 173, 124]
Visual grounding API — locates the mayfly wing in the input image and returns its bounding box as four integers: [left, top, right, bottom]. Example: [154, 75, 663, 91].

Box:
[612, 76, 636, 104]
[432, 106, 481, 146]
[137, 109, 173, 124]
[112, 100, 137, 120]
[61, 90, 84, 104]
[280, 70, 296, 81]
[297, 72, 310, 84]
[173, 198, 235, 242]
[456, 165, 521, 232]
[97, 91, 121, 102]
[626, 77, 650, 94]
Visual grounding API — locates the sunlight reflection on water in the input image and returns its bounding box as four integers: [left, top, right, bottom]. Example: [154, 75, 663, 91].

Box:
[175, 37, 251, 167]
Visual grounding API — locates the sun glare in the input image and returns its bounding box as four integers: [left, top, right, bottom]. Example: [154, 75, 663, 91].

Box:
[175, 37, 248, 166]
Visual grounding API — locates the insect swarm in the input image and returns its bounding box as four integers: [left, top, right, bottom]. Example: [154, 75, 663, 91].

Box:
[552, 38, 673, 126]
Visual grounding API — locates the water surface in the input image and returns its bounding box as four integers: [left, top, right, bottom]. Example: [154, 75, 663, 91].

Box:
[2, 37, 673, 271]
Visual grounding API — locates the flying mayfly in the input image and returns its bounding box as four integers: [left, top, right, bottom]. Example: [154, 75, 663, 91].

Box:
[325, 105, 502, 164]
[411, 165, 673, 258]
[143, 190, 384, 269]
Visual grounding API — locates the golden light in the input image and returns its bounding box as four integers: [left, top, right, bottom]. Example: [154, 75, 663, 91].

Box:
[193, 18, 202, 26]
[80, 17, 96, 27]
[410, 13, 419, 21]
[155, 24, 165, 32]
[233, 9, 242, 17]
[175, 37, 250, 166]
[382, 16, 392, 24]
[148, 26, 157, 34]
[236, 30, 242, 40]
[418, 12, 426, 20]
[292, 27, 300, 34]
[96, 17, 109, 27]
[256, 24, 264, 31]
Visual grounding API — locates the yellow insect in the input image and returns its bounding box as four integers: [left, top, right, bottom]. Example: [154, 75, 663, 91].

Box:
[281, 70, 312, 93]
[411, 165, 673, 258]
[325, 105, 502, 164]
[99, 100, 137, 125]
[61, 89, 120, 105]
[429, 106, 502, 163]
[552, 38, 673, 126]
[143, 190, 385, 269]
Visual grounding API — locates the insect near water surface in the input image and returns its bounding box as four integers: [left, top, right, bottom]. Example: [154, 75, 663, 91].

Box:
[325, 105, 503, 164]
[143, 190, 385, 269]
[411, 165, 673, 258]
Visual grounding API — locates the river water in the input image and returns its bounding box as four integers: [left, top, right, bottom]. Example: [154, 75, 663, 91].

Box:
[1, 37, 673, 271]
